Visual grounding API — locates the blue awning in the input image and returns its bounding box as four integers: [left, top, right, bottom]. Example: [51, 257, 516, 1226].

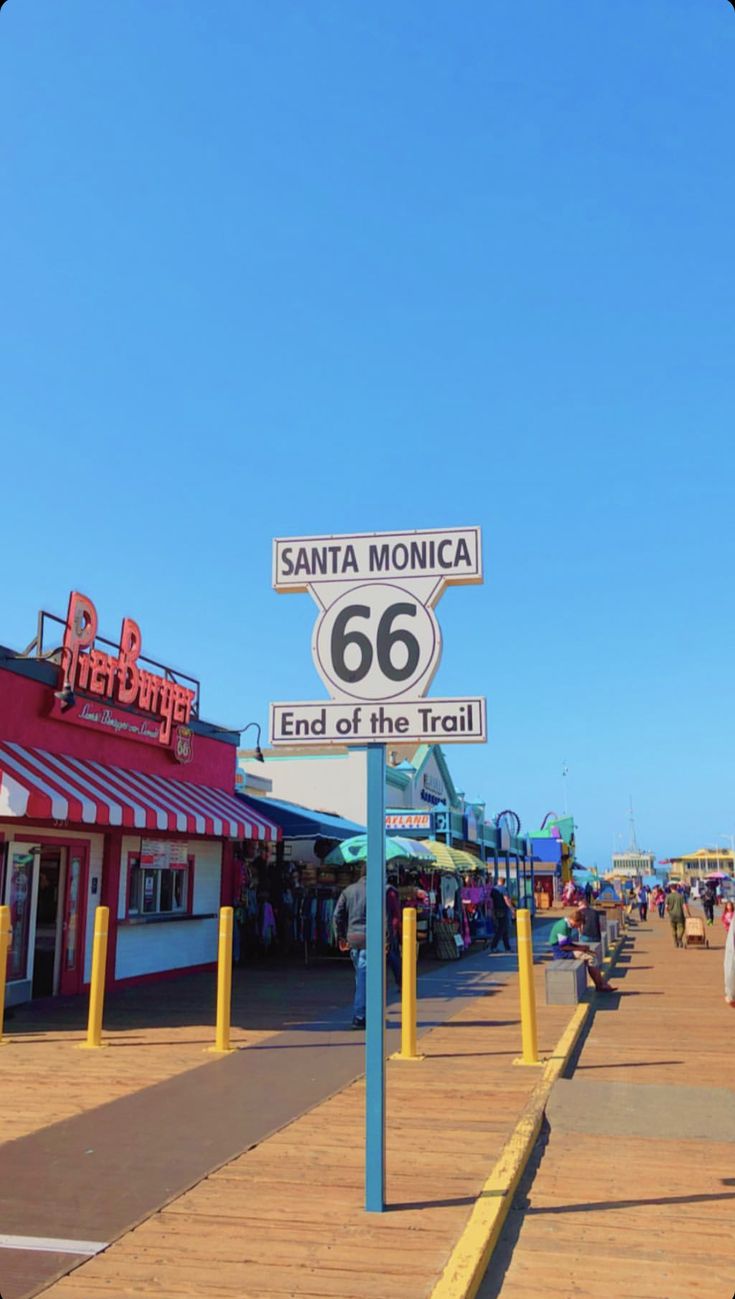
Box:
[236, 793, 364, 841]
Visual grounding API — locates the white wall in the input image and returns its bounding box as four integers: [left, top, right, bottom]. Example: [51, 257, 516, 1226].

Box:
[241, 751, 369, 824]
[406, 749, 452, 808]
[386, 772, 411, 809]
[114, 837, 222, 981]
[239, 749, 454, 828]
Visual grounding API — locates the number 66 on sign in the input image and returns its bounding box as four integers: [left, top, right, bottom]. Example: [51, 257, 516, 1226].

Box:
[270, 527, 486, 745]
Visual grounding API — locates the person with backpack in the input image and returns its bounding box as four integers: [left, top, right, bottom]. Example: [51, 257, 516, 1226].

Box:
[701, 883, 716, 927]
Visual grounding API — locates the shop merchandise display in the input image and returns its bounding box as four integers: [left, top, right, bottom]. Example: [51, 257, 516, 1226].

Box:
[231, 844, 498, 965]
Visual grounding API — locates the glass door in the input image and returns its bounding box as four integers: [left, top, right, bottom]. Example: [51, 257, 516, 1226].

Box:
[4, 843, 40, 987]
[60, 844, 89, 997]
[33, 850, 63, 998]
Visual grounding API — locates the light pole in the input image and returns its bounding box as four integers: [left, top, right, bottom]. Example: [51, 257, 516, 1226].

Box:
[238, 721, 265, 762]
[207, 719, 265, 761]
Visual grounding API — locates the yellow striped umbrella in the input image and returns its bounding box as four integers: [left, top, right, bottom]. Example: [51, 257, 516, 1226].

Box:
[423, 840, 485, 873]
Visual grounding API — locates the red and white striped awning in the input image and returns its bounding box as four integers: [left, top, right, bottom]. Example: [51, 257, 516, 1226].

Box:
[0, 742, 279, 840]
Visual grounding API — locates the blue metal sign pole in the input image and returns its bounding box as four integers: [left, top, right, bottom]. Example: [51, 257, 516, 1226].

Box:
[365, 742, 386, 1212]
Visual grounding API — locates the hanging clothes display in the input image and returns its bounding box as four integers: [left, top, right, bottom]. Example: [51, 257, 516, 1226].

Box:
[260, 901, 277, 949]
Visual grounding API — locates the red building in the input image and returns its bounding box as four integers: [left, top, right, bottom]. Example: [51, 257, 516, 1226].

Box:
[0, 591, 277, 1007]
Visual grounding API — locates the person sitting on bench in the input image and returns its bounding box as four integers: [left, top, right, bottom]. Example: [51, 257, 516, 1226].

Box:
[549, 909, 616, 994]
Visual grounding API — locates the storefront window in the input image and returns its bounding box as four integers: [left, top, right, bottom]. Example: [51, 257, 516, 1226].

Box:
[127, 854, 190, 917]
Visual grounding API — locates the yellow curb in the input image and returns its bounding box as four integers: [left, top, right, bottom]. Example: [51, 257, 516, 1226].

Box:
[430, 934, 626, 1299]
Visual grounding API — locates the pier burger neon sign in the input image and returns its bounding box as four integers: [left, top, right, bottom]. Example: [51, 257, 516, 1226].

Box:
[56, 591, 196, 748]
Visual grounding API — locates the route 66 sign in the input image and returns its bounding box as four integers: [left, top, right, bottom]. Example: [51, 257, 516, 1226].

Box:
[312, 582, 440, 702]
[270, 527, 486, 745]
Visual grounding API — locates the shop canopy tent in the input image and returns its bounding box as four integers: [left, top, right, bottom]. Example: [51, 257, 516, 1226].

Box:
[236, 792, 364, 841]
[324, 834, 436, 866]
[422, 839, 485, 873]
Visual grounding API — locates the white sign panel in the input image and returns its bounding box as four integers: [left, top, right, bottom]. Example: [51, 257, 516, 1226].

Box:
[273, 527, 482, 592]
[273, 527, 484, 705]
[270, 526, 486, 749]
[312, 581, 440, 702]
[269, 696, 486, 746]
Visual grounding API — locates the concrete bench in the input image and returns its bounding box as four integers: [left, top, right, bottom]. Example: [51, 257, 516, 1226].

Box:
[607, 919, 619, 945]
[545, 958, 586, 1005]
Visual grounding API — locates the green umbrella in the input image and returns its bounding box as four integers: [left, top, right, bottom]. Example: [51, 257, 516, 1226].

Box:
[324, 834, 433, 866]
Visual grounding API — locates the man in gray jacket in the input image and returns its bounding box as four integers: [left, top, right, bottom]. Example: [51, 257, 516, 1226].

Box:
[334, 871, 367, 1029]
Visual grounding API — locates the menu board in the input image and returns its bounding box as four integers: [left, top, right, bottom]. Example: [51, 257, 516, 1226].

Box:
[140, 839, 189, 870]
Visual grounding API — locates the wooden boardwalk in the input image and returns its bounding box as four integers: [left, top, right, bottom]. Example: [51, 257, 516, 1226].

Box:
[479, 908, 735, 1299]
[0, 955, 356, 1144]
[0, 984, 275, 1145]
[36, 956, 571, 1299]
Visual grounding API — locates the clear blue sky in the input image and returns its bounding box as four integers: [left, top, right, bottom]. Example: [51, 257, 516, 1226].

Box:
[2, 1, 734, 867]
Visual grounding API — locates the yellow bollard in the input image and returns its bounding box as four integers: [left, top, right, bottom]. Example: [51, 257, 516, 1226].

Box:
[514, 908, 542, 1066]
[209, 906, 235, 1054]
[79, 905, 109, 1050]
[0, 905, 12, 1044]
[391, 907, 423, 1062]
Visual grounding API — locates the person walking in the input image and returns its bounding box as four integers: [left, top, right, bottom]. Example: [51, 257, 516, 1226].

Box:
[334, 869, 368, 1029]
[701, 883, 716, 927]
[561, 880, 576, 907]
[721, 899, 734, 935]
[666, 885, 689, 948]
[656, 886, 666, 920]
[386, 877, 403, 989]
[489, 884, 514, 952]
[724, 909, 735, 1007]
[637, 883, 649, 922]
